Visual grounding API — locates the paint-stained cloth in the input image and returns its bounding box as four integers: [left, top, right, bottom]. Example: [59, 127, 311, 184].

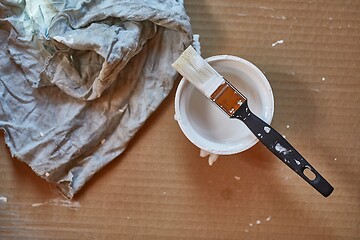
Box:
[0, 0, 191, 198]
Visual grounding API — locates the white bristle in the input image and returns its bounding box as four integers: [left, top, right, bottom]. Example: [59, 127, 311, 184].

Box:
[172, 46, 224, 98]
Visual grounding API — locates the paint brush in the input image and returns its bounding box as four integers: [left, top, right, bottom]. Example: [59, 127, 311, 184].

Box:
[172, 46, 333, 197]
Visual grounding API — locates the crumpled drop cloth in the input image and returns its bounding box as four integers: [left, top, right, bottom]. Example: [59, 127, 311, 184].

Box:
[0, 0, 191, 198]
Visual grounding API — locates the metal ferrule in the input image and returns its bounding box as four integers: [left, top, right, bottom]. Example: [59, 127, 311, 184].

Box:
[209, 79, 247, 116]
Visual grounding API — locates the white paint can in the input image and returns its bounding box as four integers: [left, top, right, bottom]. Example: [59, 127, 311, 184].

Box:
[174, 55, 274, 155]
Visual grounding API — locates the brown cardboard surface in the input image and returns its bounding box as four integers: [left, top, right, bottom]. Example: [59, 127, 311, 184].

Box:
[1, 0, 360, 239]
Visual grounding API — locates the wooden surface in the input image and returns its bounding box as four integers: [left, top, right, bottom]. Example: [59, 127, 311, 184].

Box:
[1, 0, 360, 239]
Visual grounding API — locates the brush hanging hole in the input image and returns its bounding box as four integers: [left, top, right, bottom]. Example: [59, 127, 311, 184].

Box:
[303, 166, 316, 181]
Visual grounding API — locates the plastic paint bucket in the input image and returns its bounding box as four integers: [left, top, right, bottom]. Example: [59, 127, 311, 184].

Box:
[174, 55, 274, 155]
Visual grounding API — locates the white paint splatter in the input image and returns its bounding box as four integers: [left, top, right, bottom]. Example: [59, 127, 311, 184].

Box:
[118, 104, 128, 113]
[163, 192, 166, 195]
[272, 39, 284, 47]
[266, 216, 272, 221]
[275, 143, 291, 155]
[270, 15, 286, 20]
[245, 229, 249, 232]
[31, 203, 44, 207]
[259, 6, 274, 11]
[295, 159, 301, 165]
[286, 125, 290, 129]
[334, 158, 337, 161]
[249, 223, 253, 227]
[256, 220, 261, 225]
[126, 216, 130, 219]
[322, 77, 326, 81]
[257, 133, 262, 137]
[234, 176, 241, 180]
[329, 17, 333, 20]
[45, 172, 50, 177]
[100, 139, 106, 144]
[40, 132, 44, 137]
[32, 199, 81, 209]
[264, 126, 271, 133]
[0, 196, 7, 203]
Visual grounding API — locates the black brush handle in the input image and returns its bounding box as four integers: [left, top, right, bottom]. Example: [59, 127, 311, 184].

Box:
[231, 101, 334, 197]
